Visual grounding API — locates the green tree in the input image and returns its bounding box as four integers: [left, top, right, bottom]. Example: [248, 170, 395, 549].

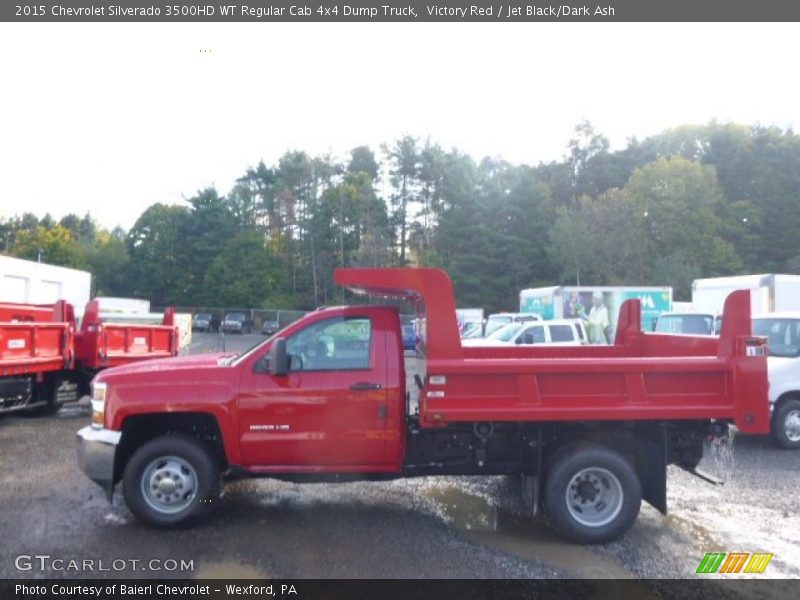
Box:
[181, 187, 240, 304]
[203, 232, 288, 307]
[127, 204, 191, 305]
[13, 224, 86, 269]
[86, 228, 130, 296]
[384, 136, 419, 264]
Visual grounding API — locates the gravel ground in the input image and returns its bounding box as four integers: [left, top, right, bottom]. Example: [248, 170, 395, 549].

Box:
[0, 332, 797, 589]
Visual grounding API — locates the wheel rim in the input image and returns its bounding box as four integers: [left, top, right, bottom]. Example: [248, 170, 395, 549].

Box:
[565, 467, 624, 528]
[785, 409, 800, 442]
[141, 455, 198, 514]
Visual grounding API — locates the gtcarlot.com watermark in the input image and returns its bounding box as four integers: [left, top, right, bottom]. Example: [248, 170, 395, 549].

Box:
[15, 554, 194, 573]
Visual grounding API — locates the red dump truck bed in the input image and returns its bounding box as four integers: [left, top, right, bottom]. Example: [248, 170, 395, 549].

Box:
[0, 304, 73, 377]
[74, 300, 178, 370]
[0, 301, 74, 414]
[335, 268, 769, 435]
[1, 299, 177, 415]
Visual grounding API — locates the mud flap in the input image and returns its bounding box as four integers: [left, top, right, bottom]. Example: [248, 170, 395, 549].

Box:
[637, 428, 667, 515]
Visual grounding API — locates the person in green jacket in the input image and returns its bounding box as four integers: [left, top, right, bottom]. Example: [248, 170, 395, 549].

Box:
[586, 291, 610, 345]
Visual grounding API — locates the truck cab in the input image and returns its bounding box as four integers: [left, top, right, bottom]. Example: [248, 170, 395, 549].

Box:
[654, 312, 720, 335]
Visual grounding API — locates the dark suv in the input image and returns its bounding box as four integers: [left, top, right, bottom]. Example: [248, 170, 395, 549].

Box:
[221, 312, 254, 334]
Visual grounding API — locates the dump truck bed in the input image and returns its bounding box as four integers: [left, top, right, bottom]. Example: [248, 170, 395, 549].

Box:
[0, 301, 73, 377]
[335, 268, 769, 435]
[0, 321, 72, 377]
[74, 300, 178, 370]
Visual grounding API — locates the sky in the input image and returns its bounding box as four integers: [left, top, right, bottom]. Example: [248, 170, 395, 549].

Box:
[1, 22, 798, 230]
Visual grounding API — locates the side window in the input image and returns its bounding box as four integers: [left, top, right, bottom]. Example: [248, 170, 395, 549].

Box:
[549, 324, 574, 342]
[285, 316, 372, 371]
[521, 325, 546, 344]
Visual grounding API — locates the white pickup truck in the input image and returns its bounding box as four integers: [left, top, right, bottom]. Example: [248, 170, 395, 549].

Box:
[753, 312, 800, 449]
[463, 319, 587, 347]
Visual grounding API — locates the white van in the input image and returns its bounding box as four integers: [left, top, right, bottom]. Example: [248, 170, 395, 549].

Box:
[463, 319, 586, 347]
[752, 312, 800, 449]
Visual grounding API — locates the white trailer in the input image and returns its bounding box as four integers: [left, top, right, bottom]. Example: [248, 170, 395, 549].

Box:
[692, 274, 800, 315]
[0, 255, 91, 316]
[519, 285, 673, 342]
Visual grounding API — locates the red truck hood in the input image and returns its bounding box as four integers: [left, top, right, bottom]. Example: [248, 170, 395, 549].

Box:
[95, 352, 237, 381]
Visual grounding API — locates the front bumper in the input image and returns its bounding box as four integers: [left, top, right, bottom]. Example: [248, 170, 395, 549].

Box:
[76, 426, 121, 502]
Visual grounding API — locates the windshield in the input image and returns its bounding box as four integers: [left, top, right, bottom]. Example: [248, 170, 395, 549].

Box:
[656, 314, 714, 335]
[194, 313, 211, 320]
[484, 316, 512, 337]
[487, 322, 523, 342]
[225, 312, 246, 321]
[753, 318, 800, 358]
[461, 323, 483, 338]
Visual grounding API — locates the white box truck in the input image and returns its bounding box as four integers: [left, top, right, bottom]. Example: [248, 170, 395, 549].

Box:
[0, 255, 91, 316]
[692, 274, 800, 315]
[520, 285, 672, 344]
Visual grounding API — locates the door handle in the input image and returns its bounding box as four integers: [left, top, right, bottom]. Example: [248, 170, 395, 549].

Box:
[350, 382, 382, 391]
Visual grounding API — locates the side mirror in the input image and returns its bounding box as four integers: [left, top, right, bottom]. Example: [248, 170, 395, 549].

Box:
[254, 355, 269, 373]
[269, 338, 289, 376]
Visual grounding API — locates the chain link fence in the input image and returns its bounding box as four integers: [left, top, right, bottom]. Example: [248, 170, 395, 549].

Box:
[155, 306, 309, 335]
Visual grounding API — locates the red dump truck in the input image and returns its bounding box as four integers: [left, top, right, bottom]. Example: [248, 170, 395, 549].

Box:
[0, 300, 178, 416]
[76, 269, 769, 543]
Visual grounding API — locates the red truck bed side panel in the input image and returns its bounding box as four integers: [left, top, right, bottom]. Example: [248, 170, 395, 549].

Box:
[335, 268, 769, 435]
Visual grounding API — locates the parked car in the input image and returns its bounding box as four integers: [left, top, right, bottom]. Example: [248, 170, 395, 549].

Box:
[460, 322, 484, 339]
[401, 324, 416, 350]
[192, 313, 213, 332]
[221, 312, 253, 334]
[654, 312, 719, 335]
[752, 312, 800, 449]
[464, 319, 586, 347]
[262, 320, 280, 336]
[484, 312, 542, 337]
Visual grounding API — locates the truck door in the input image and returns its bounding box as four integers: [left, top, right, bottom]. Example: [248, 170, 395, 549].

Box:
[237, 312, 389, 467]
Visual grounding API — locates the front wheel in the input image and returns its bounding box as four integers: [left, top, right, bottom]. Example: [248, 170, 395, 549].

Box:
[544, 444, 641, 544]
[772, 399, 800, 450]
[122, 434, 221, 527]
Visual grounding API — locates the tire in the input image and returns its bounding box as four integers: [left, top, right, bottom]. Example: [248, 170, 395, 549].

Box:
[20, 377, 62, 417]
[544, 444, 641, 544]
[122, 434, 221, 527]
[772, 399, 800, 450]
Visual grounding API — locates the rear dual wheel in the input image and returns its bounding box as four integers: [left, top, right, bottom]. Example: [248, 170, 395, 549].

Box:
[544, 445, 641, 544]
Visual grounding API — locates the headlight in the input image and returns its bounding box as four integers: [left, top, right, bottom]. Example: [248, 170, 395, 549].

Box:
[91, 382, 107, 429]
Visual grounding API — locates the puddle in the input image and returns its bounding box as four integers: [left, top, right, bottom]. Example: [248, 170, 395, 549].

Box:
[423, 485, 498, 532]
[422, 484, 641, 583]
[195, 561, 265, 579]
[664, 513, 719, 548]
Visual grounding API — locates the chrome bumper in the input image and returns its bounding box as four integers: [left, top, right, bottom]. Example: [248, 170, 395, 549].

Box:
[76, 426, 121, 502]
